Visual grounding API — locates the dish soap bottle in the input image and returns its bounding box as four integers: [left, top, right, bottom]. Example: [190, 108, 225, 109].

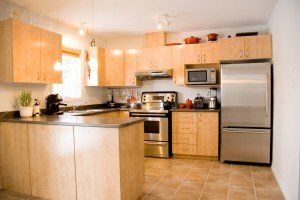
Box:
[33, 99, 41, 117]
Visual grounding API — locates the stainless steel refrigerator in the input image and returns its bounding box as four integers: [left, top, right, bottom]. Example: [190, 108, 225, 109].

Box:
[220, 62, 272, 164]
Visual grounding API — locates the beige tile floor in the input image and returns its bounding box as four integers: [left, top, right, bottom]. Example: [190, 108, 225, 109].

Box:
[0, 157, 285, 200]
[142, 157, 285, 200]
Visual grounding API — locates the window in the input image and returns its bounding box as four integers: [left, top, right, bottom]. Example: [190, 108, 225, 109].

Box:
[52, 50, 82, 99]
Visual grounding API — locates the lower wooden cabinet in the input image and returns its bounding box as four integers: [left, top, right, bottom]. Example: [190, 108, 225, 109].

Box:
[28, 124, 76, 200]
[0, 122, 31, 195]
[172, 112, 219, 157]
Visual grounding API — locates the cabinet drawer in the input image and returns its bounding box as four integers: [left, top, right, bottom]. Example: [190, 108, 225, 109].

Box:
[172, 112, 197, 123]
[173, 134, 197, 145]
[173, 123, 197, 134]
[173, 144, 197, 155]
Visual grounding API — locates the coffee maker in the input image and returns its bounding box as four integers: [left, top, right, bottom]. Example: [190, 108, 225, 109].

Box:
[45, 94, 67, 115]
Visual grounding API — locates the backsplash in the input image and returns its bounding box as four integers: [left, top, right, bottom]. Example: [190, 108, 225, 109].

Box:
[109, 79, 220, 104]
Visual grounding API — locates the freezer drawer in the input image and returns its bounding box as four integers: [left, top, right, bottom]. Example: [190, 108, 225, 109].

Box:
[220, 128, 271, 164]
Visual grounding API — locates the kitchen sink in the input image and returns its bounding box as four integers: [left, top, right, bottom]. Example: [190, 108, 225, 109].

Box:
[64, 109, 108, 116]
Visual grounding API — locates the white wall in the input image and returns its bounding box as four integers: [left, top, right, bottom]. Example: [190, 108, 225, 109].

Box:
[0, 0, 107, 111]
[268, 0, 300, 199]
[106, 25, 268, 103]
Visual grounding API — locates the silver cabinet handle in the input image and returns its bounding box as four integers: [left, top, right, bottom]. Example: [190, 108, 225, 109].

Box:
[265, 73, 269, 118]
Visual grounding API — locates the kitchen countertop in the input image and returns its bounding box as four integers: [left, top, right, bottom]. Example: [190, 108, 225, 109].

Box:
[171, 108, 220, 112]
[1, 114, 144, 128]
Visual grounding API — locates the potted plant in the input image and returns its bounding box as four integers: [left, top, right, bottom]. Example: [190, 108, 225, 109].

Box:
[18, 90, 33, 118]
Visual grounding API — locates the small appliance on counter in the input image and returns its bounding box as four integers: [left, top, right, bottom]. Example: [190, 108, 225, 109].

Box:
[45, 94, 67, 115]
[208, 97, 218, 109]
[194, 94, 204, 109]
[106, 94, 117, 108]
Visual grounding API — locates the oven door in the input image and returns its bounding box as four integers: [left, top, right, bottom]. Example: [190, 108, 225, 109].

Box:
[143, 117, 169, 141]
[186, 69, 209, 84]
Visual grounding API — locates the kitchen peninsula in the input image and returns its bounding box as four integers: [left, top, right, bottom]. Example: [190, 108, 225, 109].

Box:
[0, 115, 145, 200]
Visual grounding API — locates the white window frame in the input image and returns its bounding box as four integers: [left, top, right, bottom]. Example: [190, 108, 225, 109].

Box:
[52, 48, 83, 102]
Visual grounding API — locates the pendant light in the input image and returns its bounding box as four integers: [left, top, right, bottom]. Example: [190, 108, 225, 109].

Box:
[78, 22, 86, 36]
[54, 0, 62, 71]
[90, 0, 96, 47]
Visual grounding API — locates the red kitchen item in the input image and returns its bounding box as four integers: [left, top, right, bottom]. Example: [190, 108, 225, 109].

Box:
[184, 36, 201, 44]
[186, 99, 193, 109]
[179, 104, 185, 109]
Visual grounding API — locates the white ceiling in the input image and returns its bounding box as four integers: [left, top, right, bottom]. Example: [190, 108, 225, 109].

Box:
[8, 0, 277, 40]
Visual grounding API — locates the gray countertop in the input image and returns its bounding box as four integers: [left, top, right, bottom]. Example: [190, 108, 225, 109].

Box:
[171, 108, 220, 112]
[1, 114, 144, 128]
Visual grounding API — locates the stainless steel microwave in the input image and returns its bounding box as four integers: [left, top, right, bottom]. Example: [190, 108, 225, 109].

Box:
[185, 68, 217, 85]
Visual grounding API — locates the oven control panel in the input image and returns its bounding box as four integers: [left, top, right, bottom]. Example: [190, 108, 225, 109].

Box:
[142, 92, 177, 103]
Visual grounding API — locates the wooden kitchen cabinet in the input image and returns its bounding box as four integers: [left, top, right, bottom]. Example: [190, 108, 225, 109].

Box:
[244, 35, 272, 59]
[125, 49, 142, 86]
[28, 124, 76, 200]
[105, 48, 125, 86]
[40, 29, 62, 84]
[183, 44, 202, 64]
[0, 19, 62, 84]
[172, 111, 219, 157]
[141, 47, 154, 70]
[197, 112, 219, 156]
[172, 45, 185, 85]
[220, 35, 272, 61]
[202, 42, 220, 63]
[0, 123, 31, 195]
[153, 46, 173, 70]
[85, 47, 106, 86]
[220, 37, 244, 60]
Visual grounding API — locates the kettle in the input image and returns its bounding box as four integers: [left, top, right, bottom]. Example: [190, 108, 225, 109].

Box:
[208, 97, 218, 109]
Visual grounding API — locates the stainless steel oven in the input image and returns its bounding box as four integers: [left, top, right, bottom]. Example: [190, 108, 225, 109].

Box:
[129, 91, 177, 158]
[185, 68, 217, 85]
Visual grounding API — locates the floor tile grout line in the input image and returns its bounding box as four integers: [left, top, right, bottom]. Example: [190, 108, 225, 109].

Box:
[142, 158, 177, 200]
[169, 159, 196, 200]
[250, 165, 258, 200]
[198, 160, 214, 200]
[226, 163, 232, 200]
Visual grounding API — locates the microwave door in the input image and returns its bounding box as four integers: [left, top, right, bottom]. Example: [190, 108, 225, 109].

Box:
[187, 70, 207, 84]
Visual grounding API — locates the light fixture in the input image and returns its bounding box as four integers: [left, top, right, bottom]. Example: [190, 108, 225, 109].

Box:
[156, 14, 170, 30]
[54, 0, 62, 71]
[90, 0, 96, 47]
[78, 22, 86, 36]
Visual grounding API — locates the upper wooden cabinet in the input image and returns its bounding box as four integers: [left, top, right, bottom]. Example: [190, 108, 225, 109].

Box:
[244, 35, 272, 59]
[85, 47, 106, 87]
[0, 19, 62, 84]
[220, 37, 244, 60]
[141, 47, 154, 70]
[153, 46, 173, 70]
[202, 42, 220, 63]
[220, 35, 272, 61]
[172, 45, 185, 85]
[105, 48, 125, 86]
[125, 49, 142, 86]
[41, 29, 62, 84]
[183, 44, 202, 64]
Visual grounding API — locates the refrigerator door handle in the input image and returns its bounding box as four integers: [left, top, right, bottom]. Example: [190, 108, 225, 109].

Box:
[266, 73, 269, 118]
[222, 129, 268, 134]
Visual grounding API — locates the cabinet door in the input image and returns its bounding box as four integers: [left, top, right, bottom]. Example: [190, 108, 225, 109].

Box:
[41, 29, 62, 83]
[0, 123, 31, 195]
[202, 42, 220, 63]
[153, 46, 173, 70]
[183, 44, 202, 64]
[11, 21, 41, 83]
[197, 112, 219, 156]
[244, 35, 272, 59]
[220, 37, 244, 61]
[86, 47, 106, 86]
[141, 47, 154, 70]
[125, 49, 141, 86]
[172, 45, 185, 85]
[28, 124, 76, 200]
[105, 49, 125, 86]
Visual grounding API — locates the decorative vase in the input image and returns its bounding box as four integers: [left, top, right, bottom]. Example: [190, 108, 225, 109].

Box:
[19, 106, 33, 118]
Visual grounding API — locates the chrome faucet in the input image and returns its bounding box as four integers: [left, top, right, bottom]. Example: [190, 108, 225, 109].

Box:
[72, 100, 87, 112]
